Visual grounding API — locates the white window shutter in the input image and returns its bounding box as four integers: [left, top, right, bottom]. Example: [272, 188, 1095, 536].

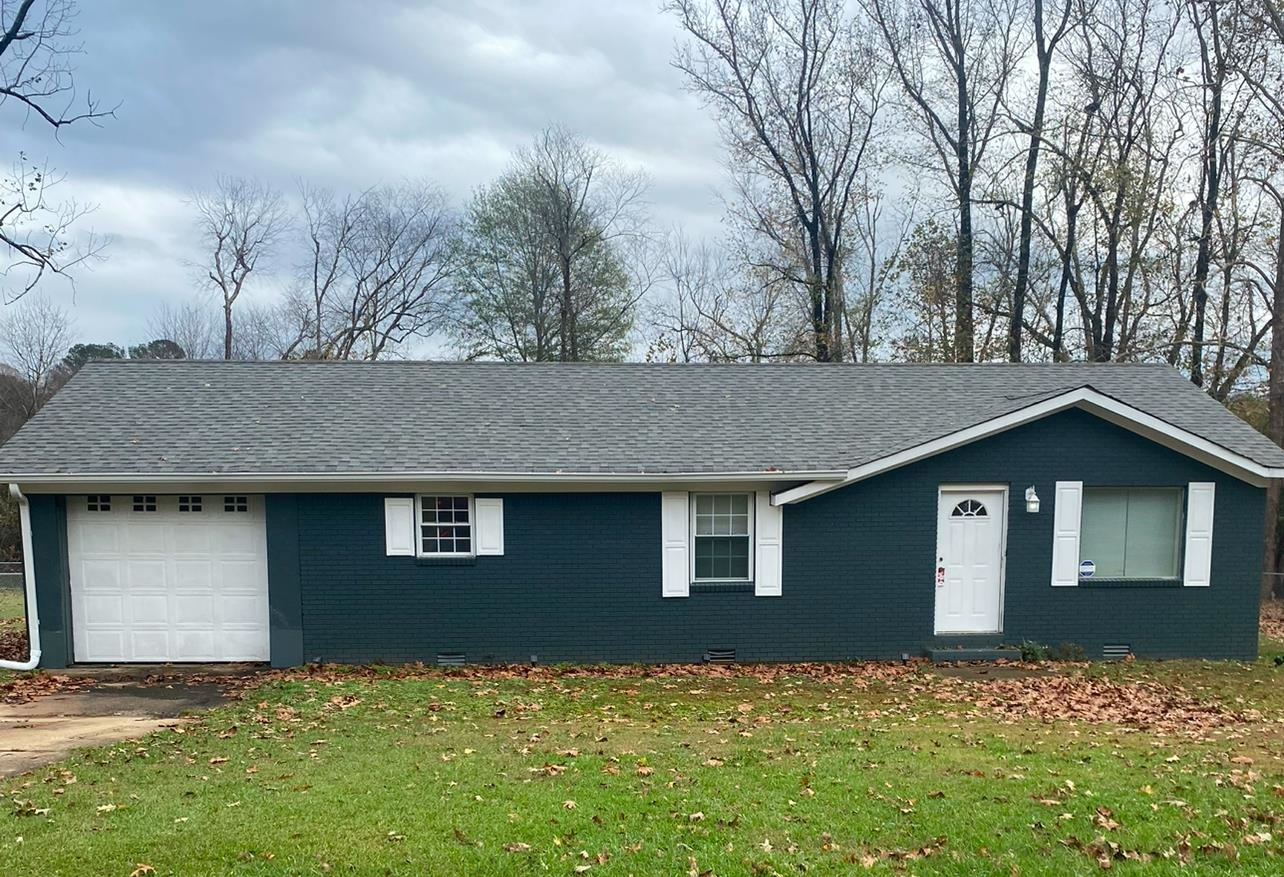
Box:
[1050, 481, 1083, 586]
[1183, 482, 1215, 587]
[384, 497, 416, 556]
[754, 491, 783, 597]
[475, 497, 505, 556]
[661, 491, 690, 598]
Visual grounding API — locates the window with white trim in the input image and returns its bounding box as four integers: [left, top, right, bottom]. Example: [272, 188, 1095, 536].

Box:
[1079, 487, 1183, 579]
[178, 495, 203, 513]
[419, 495, 473, 556]
[691, 493, 753, 581]
[86, 495, 111, 512]
[223, 495, 248, 513]
[132, 495, 157, 513]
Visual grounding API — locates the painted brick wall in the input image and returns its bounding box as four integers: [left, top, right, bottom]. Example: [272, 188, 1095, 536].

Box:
[292, 409, 1264, 664]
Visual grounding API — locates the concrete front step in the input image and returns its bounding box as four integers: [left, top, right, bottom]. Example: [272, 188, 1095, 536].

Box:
[927, 647, 1023, 664]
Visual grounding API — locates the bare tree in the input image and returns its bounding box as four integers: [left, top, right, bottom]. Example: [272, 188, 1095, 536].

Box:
[147, 300, 220, 360]
[648, 230, 803, 362]
[192, 175, 290, 359]
[0, 0, 113, 299]
[295, 182, 456, 360]
[0, 293, 70, 418]
[868, 0, 1026, 362]
[669, 0, 887, 362]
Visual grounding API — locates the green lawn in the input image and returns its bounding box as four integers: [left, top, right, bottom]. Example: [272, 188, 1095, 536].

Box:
[5, 645, 1284, 877]
[0, 587, 23, 635]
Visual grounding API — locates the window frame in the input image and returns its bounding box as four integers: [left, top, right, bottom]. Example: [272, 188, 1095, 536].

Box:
[689, 492, 755, 583]
[416, 494, 476, 558]
[1079, 485, 1185, 581]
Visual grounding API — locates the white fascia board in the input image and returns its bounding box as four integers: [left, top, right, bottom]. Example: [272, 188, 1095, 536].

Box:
[6, 469, 846, 495]
[772, 388, 1284, 506]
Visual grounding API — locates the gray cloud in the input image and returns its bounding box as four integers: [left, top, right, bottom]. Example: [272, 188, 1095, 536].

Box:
[8, 0, 726, 348]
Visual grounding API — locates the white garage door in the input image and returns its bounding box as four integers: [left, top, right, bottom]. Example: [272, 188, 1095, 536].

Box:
[68, 494, 270, 662]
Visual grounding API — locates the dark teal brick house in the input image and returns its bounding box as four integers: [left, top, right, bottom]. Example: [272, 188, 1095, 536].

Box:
[1, 360, 1282, 670]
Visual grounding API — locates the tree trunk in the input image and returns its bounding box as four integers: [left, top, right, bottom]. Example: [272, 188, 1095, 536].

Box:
[558, 256, 573, 362]
[1008, 0, 1054, 363]
[1189, 1, 1223, 388]
[1265, 208, 1284, 601]
[223, 300, 234, 360]
[953, 20, 974, 364]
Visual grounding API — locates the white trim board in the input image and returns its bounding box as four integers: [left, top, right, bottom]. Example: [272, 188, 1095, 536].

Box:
[772, 387, 1284, 506]
[8, 471, 843, 495]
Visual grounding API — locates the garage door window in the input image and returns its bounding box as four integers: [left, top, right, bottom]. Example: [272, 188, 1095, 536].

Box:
[224, 495, 249, 513]
[178, 496, 203, 512]
[86, 495, 111, 512]
[132, 495, 157, 512]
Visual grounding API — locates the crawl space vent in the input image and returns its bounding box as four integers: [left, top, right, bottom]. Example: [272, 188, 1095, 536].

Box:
[704, 647, 737, 664]
[1102, 644, 1132, 660]
[435, 652, 466, 667]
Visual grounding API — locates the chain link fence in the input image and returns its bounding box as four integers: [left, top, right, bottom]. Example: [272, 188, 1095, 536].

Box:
[0, 560, 21, 591]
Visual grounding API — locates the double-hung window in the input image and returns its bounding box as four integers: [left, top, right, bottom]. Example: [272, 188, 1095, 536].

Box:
[419, 495, 473, 556]
[691, 493, 753, 581]
[1079, 487, 1182, 579]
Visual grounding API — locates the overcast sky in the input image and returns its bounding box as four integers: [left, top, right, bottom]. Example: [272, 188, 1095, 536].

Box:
[8, 0, 727, 348]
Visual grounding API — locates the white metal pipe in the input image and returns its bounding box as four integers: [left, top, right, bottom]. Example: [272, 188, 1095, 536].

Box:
[0, 483, 41, 670]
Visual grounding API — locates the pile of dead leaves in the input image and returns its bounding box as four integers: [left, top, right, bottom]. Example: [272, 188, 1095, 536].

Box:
[1262, 599, 1284, 642]
[933, 672, 1252, 733]
[0, 672, 93, 704]
[0, 627, 28, 663]
[262, 660, 922, 688]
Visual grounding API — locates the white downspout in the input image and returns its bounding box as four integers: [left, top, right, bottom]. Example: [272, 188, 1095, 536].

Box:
[0, 483, 41, 670]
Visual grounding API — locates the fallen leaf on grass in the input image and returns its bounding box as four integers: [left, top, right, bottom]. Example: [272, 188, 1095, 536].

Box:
[503, 842, 532, 853]
[1093, 807, 1121, 831]
[129, 866, 155, 877]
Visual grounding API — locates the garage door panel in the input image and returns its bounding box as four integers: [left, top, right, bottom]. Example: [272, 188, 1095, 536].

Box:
[220, 594, 264, 625]
[69, 495, 269, 663]
[219, 631, 269, 661]
[173, 560, 213, 589]
[218, 558, 268, 589]
[173, 594, 214, 624]
[129, 630, 173, 662]
[78, 560, 121, 591]
[212, 526, 264, 555]
[175, 631, 216, 661]
[79, 522, 121, 553]
[126, 560, 168, 591]
[83, 630, 126, 662]
[172, 527, 212, 554]
[83, 594, 124, 624]
[125, 524, 168, 554]
[127, 594, 170, 627]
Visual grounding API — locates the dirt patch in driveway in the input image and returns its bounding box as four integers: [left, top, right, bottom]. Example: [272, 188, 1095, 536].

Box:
[0, 675, 246, 777]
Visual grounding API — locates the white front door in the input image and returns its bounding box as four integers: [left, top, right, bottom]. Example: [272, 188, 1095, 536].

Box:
[934, 487, 1006, 634]
[67, 494, 270, 662]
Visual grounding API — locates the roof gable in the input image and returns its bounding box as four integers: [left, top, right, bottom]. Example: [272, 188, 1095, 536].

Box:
[773, 386, 1283, 504]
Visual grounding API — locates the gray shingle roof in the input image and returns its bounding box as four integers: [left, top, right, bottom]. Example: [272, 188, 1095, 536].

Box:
[1, 360, 1281, 478]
